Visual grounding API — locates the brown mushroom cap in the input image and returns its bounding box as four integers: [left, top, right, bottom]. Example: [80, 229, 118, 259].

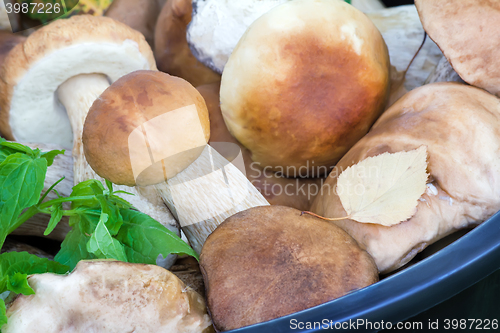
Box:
[4, 260, 214, 333]
[415, 0, 500, 95]
[312, 82, 500, 273]
[220, 0, 390, 177]
[154, 0, 220, 86]
[83, 70, 210, 186]
[200, 205, 378, 331]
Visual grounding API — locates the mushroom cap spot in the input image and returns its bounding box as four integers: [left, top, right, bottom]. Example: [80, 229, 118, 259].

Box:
[200, 205, 378, 331]
[220, 0, 390, 177]
[83, 70, 210, 186]
[0, 15, 156, 147]
[415, 0, 500, 96]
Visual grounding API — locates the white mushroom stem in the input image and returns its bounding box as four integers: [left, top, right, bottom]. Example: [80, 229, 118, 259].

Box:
[56, 74, 180, 264]
[155, 145, 269, 254]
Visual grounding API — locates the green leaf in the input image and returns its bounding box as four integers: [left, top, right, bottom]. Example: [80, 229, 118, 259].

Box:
[44, 204, 64, 236]
[55, 227, 96, 270]
[0, 252, 70, 279]
[7, 273, 33, 295]
[69, 179, 102, 209]
[0, 142, 35, 157]
[0, 298, 6, 329]
[116, 209, 198, 264]
[40, 149, 65, 167]
[86, 213, 127, 262]
[0, 154, 47, 247]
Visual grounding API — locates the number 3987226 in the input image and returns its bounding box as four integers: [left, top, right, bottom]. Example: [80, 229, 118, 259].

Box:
[5, 2, 61, 14]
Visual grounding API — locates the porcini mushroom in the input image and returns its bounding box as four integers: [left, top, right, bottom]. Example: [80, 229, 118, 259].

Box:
[3, 260, 214, 333]
[200, 206, 378, 331]
[220, 0, 390, 177]
[415, 0, 500, 96]
[311, 82, 500, 273]
[154, 0, 220, 86]
[187, 0, 387, 74]
[0, 16, 179, 241]
[83, 70, 269, 253]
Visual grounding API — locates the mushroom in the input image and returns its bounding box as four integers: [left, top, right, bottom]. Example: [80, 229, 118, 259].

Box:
[105, 0, 161, 47]
[154, 0, 220, 87]
[198, 82, 325, 211]
[82, 70, 269, 253]
[311, 82, 500, 274]
[200, 205, 378, 331]
[220, 0, 390, 177]
[187, 0, 387, 74]
[0, 16, 180, 246]
[3, 260, 214, 333]
[415, 0, 500, 96]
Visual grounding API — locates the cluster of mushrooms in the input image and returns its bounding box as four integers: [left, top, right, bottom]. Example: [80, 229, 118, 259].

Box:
[1, 0, 500, 332]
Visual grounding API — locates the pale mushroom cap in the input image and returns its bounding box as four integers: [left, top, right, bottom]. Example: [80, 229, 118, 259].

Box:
[311, 82, 500, 273]
[415, 0, 500, 95]
[83, 70, 210, 186]
[4, 260, 213, 333]
[201, 205, 378, 331]
[0, 15, 156, 148]
[220, 0, 390, 176]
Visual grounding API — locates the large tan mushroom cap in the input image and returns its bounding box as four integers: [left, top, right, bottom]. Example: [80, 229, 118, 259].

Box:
[200, 205, 378, 331]
[0, 15, 156, 147]
[154, 0, 220, 86]
[415, 0, 500, 96]
[220, 0, 390, 177]
[4, 260, 214, 333]
[83, 70, 210, 186]
[311, 82, 500, 273]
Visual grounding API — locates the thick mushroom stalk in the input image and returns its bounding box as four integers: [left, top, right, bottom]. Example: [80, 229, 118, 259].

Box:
[83, 70, 269, 254]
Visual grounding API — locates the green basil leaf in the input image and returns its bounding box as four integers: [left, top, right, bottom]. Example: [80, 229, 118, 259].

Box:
[40, 149, 65, 167]
[55, 227, 96, 270]
[69, 179, 103, 209]
[43, 204, 64, 236]
[86, 213, 127, 262]
[0, 154, 47, 247]
[0, 252, 70, 279]
[116, 209, 198, 264]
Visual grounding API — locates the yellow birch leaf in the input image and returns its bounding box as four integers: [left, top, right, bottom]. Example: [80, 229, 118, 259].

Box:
[336, 146, 428, 226]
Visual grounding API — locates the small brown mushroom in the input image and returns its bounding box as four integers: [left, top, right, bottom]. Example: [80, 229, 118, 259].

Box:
[154, 0, 220, 86]
[83, 70, 269, 254]
[200, 205, 378, 331]
[415, 0, 500, 95]
[3, 260, 214, 333]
